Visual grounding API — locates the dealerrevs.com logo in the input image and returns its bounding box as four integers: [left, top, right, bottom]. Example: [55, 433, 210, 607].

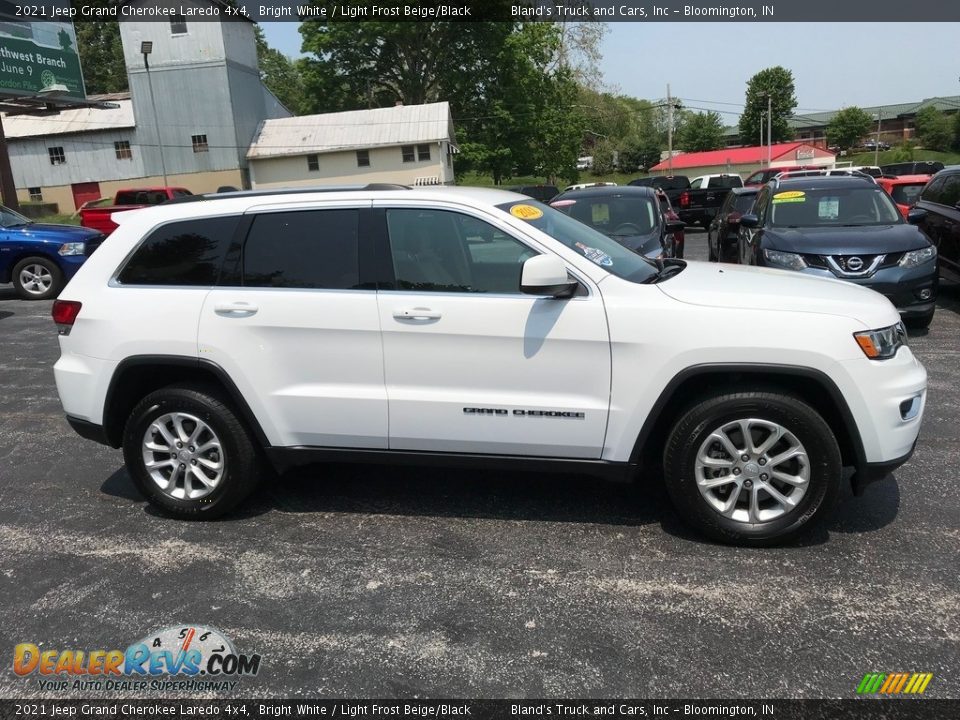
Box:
[13, 625, 261, 693]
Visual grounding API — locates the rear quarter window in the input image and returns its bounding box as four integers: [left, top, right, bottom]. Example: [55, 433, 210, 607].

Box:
[117, 216, 239, 286]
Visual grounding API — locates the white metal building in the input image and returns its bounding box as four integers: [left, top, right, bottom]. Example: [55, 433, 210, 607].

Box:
[247, 102, 458, 189]
[4, 3, 289, 212]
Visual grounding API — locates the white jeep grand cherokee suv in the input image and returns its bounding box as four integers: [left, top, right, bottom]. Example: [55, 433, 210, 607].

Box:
[52, 185, 927, 545]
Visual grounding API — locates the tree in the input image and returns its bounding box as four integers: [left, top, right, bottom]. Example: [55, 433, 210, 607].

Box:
[72, 10, 126, 95]
[253, 27, 308, 115]
[738, 67, 797, 147]
[300, 11, 586, 184]
[677, 111, 724, 152]
[914, 106, 952, 152]
[953, 111, 960, 152]
[826, 106, 873, 150]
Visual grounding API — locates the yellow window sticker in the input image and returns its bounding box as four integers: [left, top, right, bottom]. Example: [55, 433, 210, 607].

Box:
[773, 190, 806, 204]
[510, 204, 543, 220]
[591, 203, 610, 224]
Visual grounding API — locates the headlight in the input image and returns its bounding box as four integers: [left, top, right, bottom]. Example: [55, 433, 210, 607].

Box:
[763, 248, 807, 271]
[854, 322, 907, 359]
[899, 246, 936, 268]
[58, 242, 86, 256]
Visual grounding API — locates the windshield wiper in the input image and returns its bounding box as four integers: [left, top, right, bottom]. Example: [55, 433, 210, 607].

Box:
[642, 258, 686, 283]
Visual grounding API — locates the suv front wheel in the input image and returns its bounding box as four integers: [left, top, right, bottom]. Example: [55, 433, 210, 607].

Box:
[122, 384, 261, 519]
[663, 389, 842, 546]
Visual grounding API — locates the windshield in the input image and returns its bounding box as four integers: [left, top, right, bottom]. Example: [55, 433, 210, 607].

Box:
[733, 193, 759, 213]
[769, 186, 901, 227]
[553, 195, 658, 236]
[0, 205, 31, 227]
[495, 200, 658, 284]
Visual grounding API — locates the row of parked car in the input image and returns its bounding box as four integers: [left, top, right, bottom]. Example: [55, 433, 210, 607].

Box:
[529, 162, 956, 330]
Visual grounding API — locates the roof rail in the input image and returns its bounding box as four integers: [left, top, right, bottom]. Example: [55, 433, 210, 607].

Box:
[163, 183, 412, 205]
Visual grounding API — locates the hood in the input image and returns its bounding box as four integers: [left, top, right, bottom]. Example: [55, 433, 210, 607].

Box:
[7, 223, 103, 242]
[764, 224, 929, 254]
[608, 229, 663, 259]
[656, 261, 899, 329]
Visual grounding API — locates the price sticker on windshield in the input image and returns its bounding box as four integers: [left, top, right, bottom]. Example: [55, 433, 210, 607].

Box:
[510, 204, 544, 220]
[773, 191, 806, 204]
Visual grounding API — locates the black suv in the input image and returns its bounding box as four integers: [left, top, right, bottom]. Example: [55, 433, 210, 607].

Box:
[738, 176, 938, 328]
[912, 167, 960, 283]
[880, 161, 945, 176]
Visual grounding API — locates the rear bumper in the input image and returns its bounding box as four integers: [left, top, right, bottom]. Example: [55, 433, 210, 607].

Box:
[66, 416, 111, 446]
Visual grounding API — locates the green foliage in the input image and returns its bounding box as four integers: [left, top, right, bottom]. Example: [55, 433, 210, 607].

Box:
[914, 107, 952, 152]
[738, 66, 797, 146]
[954, 111, 960, 151]
[677, 111, 724, 152]
[253, 27, 308, 115]
[888, 141, 916, 163]
[826, 107, 873, 150]
[72, 10, 126, 94]
[299, 12, 588, 184]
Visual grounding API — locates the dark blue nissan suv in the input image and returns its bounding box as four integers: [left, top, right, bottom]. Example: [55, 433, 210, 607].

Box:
[738, 176, 938, 328]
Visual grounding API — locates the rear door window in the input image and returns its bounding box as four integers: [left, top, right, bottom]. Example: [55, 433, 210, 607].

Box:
[242, 209, 361, 289]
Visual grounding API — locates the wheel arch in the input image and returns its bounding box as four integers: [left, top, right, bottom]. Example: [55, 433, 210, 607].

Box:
[630, 363, 866, 480]
[102, 355, 270, 450]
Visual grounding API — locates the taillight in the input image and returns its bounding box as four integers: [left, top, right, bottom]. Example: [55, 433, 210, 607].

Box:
[52, 300, 82, 335]
[679, 191, 690, 208]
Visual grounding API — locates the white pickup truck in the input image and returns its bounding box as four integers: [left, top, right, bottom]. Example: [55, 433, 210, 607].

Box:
[689, 174, 744, 190]
[52, 185, 926, 545]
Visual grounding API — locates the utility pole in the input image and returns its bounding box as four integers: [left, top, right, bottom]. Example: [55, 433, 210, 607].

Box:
[759, 111, 765, 157]
[667, 83, 673, 175]
[875, 109, 882, 166]
[0, 116, 20, 211]
[141, 42, 168, 186]
[767, 93, 772, 167]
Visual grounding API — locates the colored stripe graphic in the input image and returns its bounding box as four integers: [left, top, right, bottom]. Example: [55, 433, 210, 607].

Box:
[857, 672, 933, 694]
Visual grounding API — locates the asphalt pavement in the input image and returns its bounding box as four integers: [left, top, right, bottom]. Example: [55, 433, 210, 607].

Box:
[1, 230, 958, 699]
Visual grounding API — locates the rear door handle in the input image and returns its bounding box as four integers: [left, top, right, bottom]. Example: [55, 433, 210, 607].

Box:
[393, 307, 441, 321]
[214, 302, 258, 316]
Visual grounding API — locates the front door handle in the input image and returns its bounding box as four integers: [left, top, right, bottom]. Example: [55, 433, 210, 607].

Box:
[393, 307, 441, 321]
[214, 302, 258, 316]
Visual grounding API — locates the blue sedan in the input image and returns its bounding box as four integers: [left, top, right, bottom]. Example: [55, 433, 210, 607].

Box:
[0, 206, 105, 300]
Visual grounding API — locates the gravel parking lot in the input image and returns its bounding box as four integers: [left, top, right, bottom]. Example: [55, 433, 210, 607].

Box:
[1, 231, 958, 699]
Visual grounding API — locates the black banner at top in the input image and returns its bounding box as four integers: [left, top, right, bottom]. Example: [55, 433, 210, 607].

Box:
[1, 700, 960, 720]
[7, 0, 960, 23]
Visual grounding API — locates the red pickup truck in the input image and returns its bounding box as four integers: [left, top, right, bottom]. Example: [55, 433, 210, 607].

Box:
[79, 187, 192, 235]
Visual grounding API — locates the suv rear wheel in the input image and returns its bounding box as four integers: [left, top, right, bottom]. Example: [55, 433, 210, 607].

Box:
[663, 389, 842, 546]
[122, 384, 261, 519]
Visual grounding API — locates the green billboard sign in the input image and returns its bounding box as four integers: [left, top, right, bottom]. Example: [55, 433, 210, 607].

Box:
[0, 21, 85, 100]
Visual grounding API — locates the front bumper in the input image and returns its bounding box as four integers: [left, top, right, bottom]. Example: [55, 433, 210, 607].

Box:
[851, 440, 916, 495]
[786, 261, 938, 314]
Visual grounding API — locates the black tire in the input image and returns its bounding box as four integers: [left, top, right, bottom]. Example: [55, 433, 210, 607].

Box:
[905, 310, 934, 330]
[122, 383, 262, 520]
[663, 389, 842, 546]
[12, 256, 63, 300]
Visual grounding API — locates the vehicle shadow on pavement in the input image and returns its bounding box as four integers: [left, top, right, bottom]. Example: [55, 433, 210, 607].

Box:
[0, 310, 13, 321]
[101, 462, 901, 546]
[257, 465, 665, 527]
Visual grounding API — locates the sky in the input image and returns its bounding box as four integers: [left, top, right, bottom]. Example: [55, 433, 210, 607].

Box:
[261, 22, 960, 121]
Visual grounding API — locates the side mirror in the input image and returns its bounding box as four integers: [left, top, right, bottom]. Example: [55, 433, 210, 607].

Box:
[520, 255, 578, 298]
[906, 208, 927, 225]
[739, 214, 760, 228]
[665, 219, 685, 232]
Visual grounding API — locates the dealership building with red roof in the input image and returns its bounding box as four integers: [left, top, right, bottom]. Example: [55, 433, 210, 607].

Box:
[648, 142, 835, 178]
